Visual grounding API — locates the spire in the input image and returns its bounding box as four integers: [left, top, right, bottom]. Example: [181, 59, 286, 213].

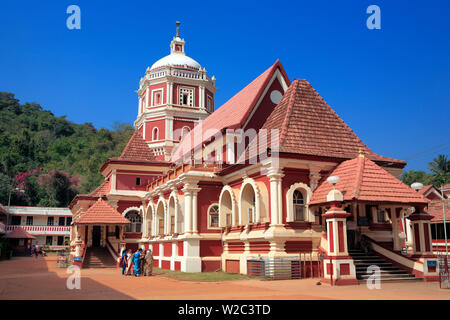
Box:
[170, 21, 185, 54]
[176, 21, 180, 37]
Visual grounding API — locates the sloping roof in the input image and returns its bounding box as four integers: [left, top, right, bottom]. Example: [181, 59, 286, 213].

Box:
[309, 156, 428, 205]
[74, 199, 130, 225]
[0, 204, 7, 215]
[418, 185, 434, 196]
[261, 79, 405, 165]
[172, 60, 290, 162]
[3, 227, 36, 239]
[119, 131, 157, 162]
[88, 180, 110, 197]
[427, 199, 450, 222]
[442, 184, 450, 191]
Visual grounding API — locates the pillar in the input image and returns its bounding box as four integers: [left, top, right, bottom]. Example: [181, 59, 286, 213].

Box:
[180, 181, 202, 272]
[321, 189, 358, 285]
[407, 206, 439, 281]
[267, 167, 284, 226]
[183, 190, 192, 234]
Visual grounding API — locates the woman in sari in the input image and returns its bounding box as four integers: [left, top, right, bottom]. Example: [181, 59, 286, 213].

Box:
[125, 249, 133, 275]
[133, 249, 143, 277]
[144, 250, 154, 276]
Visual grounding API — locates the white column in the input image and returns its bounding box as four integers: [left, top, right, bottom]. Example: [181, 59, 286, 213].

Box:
[267, 167, 284, 226]
[391, 206, 401, 251]
[167, 82, 171, 105]
[192, 192, 198, 234]
[145, 88, 149, 109]
[199, 86, 205, 109]
[183, 191, 192, 233]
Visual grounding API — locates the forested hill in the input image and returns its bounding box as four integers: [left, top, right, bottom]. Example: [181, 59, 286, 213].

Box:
[0, 92, 134, 207]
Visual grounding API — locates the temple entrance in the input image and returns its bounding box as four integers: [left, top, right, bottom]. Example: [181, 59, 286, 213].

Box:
[92, 226, 101, 247]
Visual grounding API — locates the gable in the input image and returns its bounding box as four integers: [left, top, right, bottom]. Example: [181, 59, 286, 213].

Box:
[243, 68, 289, 131]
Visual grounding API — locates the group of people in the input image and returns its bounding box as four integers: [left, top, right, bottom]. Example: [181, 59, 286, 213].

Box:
[120, 248, 153, 277]
[30, 243, 45, 258]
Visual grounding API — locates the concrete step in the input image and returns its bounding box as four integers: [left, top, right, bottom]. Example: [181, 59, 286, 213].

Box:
[358, 277, 424, 283]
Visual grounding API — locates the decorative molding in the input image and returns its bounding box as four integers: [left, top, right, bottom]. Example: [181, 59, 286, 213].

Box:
[218, 185, 237, 227]
[286, 182, 313, 223]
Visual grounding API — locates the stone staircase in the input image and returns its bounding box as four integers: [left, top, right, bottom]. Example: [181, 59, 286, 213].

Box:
[349, 249, 423, 283]
[83, 247, 117, 268]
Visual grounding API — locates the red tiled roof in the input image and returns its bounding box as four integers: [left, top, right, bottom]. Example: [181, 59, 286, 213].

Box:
[74, 199, 130, 224]
[88, 180, 110, 197]
[441, 184, 450, 191]
[309, 156, 428, 205]
[3, 227, 36, 239]
[172, 60, 290, 162]
[418, 185, 434, 196]
[261, 79, 405, 165]
[119, 131, 157, 162]
[427, 199, 450, 222]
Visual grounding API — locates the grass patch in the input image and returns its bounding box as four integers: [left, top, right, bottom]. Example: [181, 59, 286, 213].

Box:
[154, 267, 257, 282]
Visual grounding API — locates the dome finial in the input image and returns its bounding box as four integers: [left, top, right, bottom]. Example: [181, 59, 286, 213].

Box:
[176, 21, 181, 37]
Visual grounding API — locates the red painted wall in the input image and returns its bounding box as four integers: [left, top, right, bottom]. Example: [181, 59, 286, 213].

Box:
[163, 243, 172, 257]
[227, 242, 245, 253]
[244, 78, 284, 131]
[284, 241, 313, 253]
[197, 183, 222, 234]
[147, 83, 167, 107]
[145, 119, 165, 142]
[116, 174, 148, 191]
[338, 221, 345, 253]
[225, 260, 240, 273]
[152, 243, 159, 256]
[249, 241, 270, 253]
[200, 240, 223, 257]
[202, 261, 221, 272]
[173, 120, 194, 142]
[161, 260, 170, 269]
[177, 241, 184, 256]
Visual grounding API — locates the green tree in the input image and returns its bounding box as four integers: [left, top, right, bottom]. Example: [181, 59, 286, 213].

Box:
[400, 170, 434, 187]
[428, 154, 450, 187]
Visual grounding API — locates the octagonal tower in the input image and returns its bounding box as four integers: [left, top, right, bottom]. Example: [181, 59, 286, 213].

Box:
[134, 22, 217, 161]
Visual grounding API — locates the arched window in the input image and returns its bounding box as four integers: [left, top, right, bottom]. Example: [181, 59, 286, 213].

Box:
[240, 183, 257, 225]
[208, 204, 219, 228]
[219, 188, 234, 227]
[293, 190, 305, 221]
[124, 211, 142, 233]
[178, 126, 191, 142]
[168, 197, 176, 234]
[152, 127, 159, 141]
[156, 201, 165, 236]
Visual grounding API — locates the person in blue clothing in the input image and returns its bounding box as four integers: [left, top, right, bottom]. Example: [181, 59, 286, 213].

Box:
[120, 249, 129, 275]
[133, 249, 143, 277]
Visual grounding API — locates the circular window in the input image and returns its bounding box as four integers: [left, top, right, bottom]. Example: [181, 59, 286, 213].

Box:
[270, 90, 283, 104]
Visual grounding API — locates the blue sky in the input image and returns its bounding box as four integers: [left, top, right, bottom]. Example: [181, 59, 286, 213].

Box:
[0, 0, 449, 171]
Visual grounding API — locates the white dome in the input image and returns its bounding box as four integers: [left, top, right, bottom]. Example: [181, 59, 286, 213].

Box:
[150, 53, 201, 70]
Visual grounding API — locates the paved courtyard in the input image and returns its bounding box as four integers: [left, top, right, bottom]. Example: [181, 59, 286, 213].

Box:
[0, 256, 449, 300]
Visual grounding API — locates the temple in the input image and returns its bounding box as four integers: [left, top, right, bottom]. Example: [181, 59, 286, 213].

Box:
[69, 23, 443, 284]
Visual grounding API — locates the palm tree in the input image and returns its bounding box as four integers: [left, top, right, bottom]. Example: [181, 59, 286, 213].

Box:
[428, 154, 450, 187]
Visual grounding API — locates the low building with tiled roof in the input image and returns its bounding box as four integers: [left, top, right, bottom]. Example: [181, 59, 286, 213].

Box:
[69, 23, 440, 283]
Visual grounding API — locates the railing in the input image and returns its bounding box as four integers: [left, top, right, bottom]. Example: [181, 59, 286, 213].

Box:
[247, 257, 301, 280]
[6, 225, 71, 233]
